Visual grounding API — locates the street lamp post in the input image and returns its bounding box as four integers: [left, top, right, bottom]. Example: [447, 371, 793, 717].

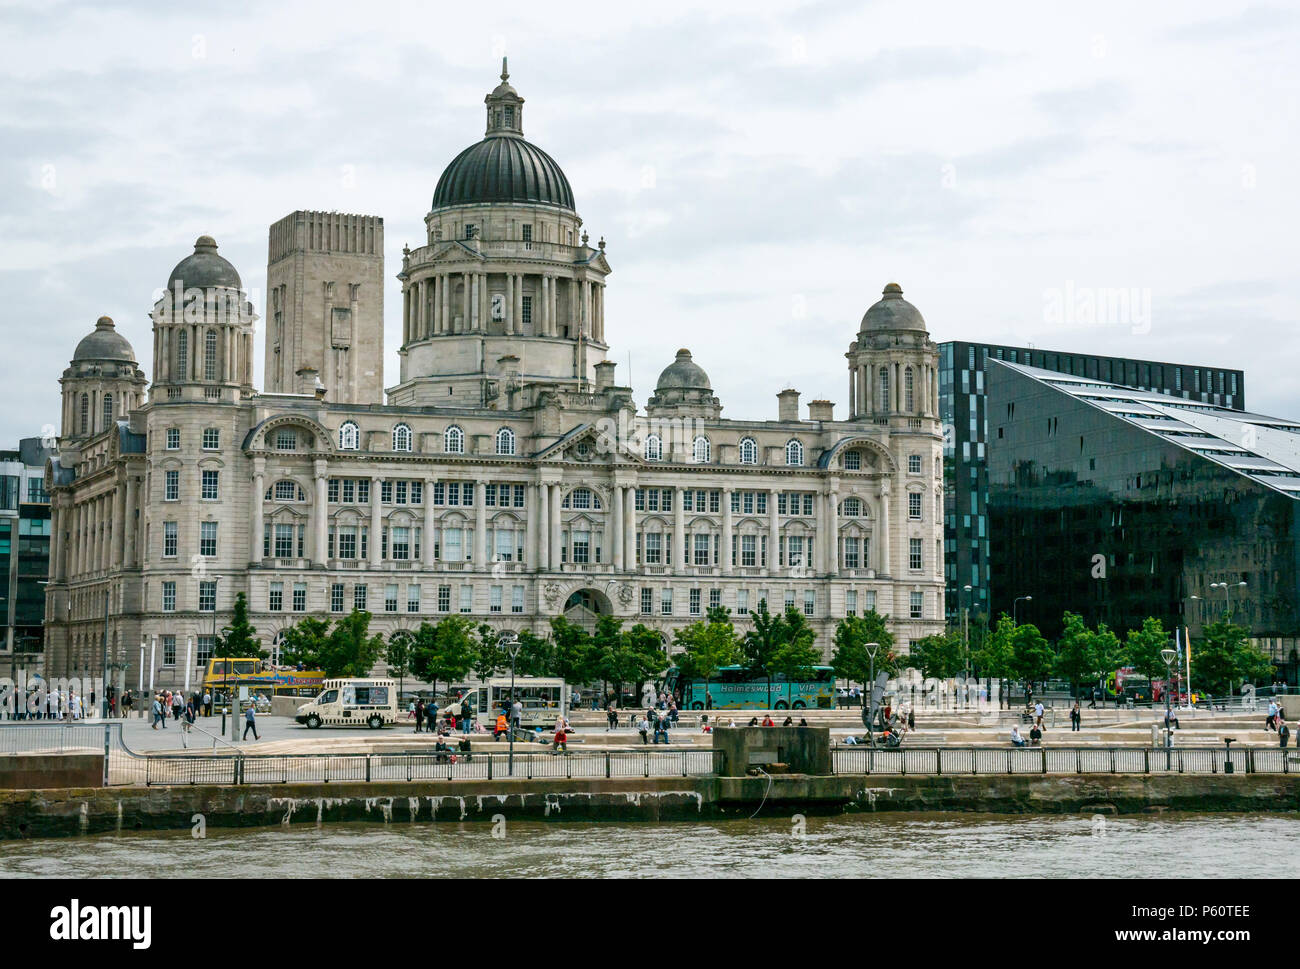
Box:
[862, 641, 880, 742]
[1209, 581, 1248, 621]
[1161, 646, 1178, 749]
[500, 632, 520, 776]
[962, 584, 973, 708]
[1013, 595, 1032, 626]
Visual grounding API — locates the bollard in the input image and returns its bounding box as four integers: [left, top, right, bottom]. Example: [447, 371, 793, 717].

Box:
[1224, 737, 1236, 774]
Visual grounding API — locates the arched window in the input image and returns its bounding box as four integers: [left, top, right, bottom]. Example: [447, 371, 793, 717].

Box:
[444, 425, 464, 454]
[786, 439, 804, 467]
[338, 422, 360, 450]
[204, 329, 218, 381]
[878, 367, 889, 411]
[739, 437, 758, 465]
[269, 480, 304, 501]
[392, 423, 413, 452]
[176, 330, 188, 381]
[101, 394, 113, 430]
[495, 427, 516, 456]
[692, 435, 711, 464]
[561, 488, 601, 510]
[905, 367, 915, 411]
[841, 497, 863, 517]
[644, 434, 662, 461]
[78, 394, 88, 435]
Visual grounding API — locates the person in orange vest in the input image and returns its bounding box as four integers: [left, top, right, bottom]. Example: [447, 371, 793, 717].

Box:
[494, 713, 508, 740]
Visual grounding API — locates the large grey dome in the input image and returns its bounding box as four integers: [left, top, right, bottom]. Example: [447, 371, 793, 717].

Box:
[432, 136, 575, 211]
[166, 235, 242, 291]
[655, 349, 711, 392]
[860, 282, 927, 333]
[73, 316, 136, 363]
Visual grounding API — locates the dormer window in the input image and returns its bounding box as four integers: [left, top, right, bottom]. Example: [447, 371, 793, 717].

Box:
[464, 224, 475, 240]
[504, 106, 514, 129]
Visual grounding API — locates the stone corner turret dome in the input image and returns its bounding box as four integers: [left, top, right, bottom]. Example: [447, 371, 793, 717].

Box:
[431, 61, 575, 212]
[655, 348, 712, 392]
[166, 235, 243, 291]
[72, 315, 136, 363]
[860, 282, 927, 333]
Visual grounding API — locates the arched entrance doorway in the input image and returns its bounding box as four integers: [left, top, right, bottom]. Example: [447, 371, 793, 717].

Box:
[562, 588, 613, 632]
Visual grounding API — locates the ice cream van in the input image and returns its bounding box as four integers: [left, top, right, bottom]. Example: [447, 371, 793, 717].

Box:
[295, 678, 398, 729]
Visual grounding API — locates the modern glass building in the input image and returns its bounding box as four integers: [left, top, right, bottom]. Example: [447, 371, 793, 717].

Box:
[986, 361, 1298, 684]
[939, 340, 1245, 625]
[1, 438, 53, 658]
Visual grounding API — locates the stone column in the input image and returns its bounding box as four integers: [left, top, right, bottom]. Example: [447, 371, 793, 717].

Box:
[251, 461, 265, 564]
[111, 479, 126, 567]
[612, 482, 624, 571]
[524, 484, 537, 570]
[369, 476, 383, 567]
[549, 483, 562, 571]
[474, 480, 488, 570]
[826, 481, 839, 576]
[536, 482, 549, 572]
[423, 477, 437, 568]
[624, 487, 636, 571]
[877, 484, 891, 576]
[673, 486, 686, 571]
[504, 273, 513, 335]
[722, 486, 734, 575]
[550, 276, 559, 335]
[314, 460, 329, 565]
[767, 488, 780, 576]
[440, 274, 449, 334]
[49, 504, 62, 582]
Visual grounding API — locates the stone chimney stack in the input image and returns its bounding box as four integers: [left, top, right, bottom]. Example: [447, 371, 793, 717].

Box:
[594, 360, 616, 391]
[777, 388, 801, 422]
[808, 399, 834, 421]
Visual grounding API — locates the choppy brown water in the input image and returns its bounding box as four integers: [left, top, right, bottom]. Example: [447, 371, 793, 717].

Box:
[3, 813, 1297, 878]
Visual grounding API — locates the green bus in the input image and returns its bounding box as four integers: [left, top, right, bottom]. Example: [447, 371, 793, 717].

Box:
[663, 665, 836, 711]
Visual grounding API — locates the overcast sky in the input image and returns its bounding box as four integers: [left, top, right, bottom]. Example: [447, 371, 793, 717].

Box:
[2, 0, 1297, 445]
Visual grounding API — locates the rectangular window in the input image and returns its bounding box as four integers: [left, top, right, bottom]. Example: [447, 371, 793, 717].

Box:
[202, 428, 219, 450]
[196, 635, 215, 667]
[910, 537, 923, 570]
[330, 583, 344, 613]
[164, 470, 179, 501]
[511, 585, 524, 613]
[490, 585, 503, 613]
[354, 584, 367, 611]
[709, 588, 721, 610]
[644, 532, 662, 565]
[411, 481, 423, 505]
[165, 428, 180, 450]
[640, 588, 653, 614]
[660, 588, 673, 615]
[693, 533, 710, 566]
[909, 493, 922, 520]
[459, 585, 473, 614]
[741, 534, 756, 568]
[438, 585, 451, 613]
[337, 527, 357, 559]
[274, 524, 294, 558]
[162, 581, 176, 612]
[522, 223, 532, 248]
[293, 582, 307, 612]
[521, 295, 532, 324]
[909, 454, 922, 474]
[163, 635, 176, 667]
[385, 584, 399, 613]
[494, 528, 514, 562]
[689, 588, 701, 615]
[406, 584, 420, 613]
[864, 590, 876, 613]
[846, 589, 857, 617]
[443, 528, 463, 562]
[275, 430, 296, 450]
[572, 530, 590, 564]
[910, 591, 924, 619]
[736, 589, 749, 615]
[803, 590, 815, 616]
[200, 520, 217, 556]
[844, 537, 860, 570]
[342, 479, 355, 503]
[328, 479, 340, 502]
[357, 480, 370, 504]
[391, 526, 410, 560]
[198, 580, 216, 612]
[784, 589, 796, 611]
[844, 451, 861, 470]
[381, 481, 393, 503]
[395, 480, 407, 504]
[163, 521, 178, 558]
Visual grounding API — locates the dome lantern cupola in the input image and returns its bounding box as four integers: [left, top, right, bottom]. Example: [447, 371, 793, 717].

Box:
[485, 57, 524, 138]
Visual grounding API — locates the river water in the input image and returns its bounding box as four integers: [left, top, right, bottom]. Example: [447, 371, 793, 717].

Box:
[2, 813, 1296, 878]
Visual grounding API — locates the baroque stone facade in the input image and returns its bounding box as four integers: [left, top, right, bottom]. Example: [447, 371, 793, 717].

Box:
[43, 63, 945, 689]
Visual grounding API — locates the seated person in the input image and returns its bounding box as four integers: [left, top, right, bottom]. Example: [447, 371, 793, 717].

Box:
[782, 716, 794, 727]
[1164, 710, 1180, 730]
[1011, 726, 1027, 748]
[1029, 724, 1042, 746]
[748, 717, 759, 726]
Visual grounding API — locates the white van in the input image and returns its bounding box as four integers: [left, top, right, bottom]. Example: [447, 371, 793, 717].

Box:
[453, 677, 567, 730]
[295, 678, 398, 729]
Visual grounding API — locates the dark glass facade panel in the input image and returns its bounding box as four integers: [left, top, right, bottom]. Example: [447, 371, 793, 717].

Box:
[986, 364, 1298, 677]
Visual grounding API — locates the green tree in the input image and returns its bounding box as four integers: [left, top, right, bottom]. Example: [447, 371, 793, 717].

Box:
[411, 616, 477, 695]
[831, 610, 896, 690]
[385, 628, 415, 699]
[215, 592, 265, 659]
[908, 631, 966, 680]
[1089, 622, 1125, 699]
[973, 614, 1016, 707]
[320, 609, 385, 677]
[741, 598, 782, 707]
[623, 623, 669, 701]
[1125, 617, 1172, 683]
[674, 607, 741, 707]
[549, 615, 597, 684]
[471, 624, 506, 681]
[278, 616, 332, 669]
[1053, 612, 1094, 696]
[512, 629, 555, 678]
[1194, 619, 1273, 697]
[1009, 622, 1052, 697]
[769, 607, 821, 698]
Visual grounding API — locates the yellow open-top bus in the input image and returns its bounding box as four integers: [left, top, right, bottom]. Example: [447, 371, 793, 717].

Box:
[201, 658, 326, 703]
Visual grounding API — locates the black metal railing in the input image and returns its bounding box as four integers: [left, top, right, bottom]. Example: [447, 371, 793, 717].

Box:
[830, 745, 1295, 775]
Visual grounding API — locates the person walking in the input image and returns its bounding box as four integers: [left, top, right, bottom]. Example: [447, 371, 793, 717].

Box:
[151, 694, 165, 730]
[181, 698, 196, 748]
[1279, 718, 1290, 749]
[460, 695, 473, 735]
[414, 697, 425, 733]
[202, 690, 211, 717]
[242, 700, 259, 741]
[1034, 700, 1045, 729]
[511, 698, 522, 734]
[172, 691, 184, 721]
[425, 701, 437, 734]
[1267, 700, 1278, 731]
